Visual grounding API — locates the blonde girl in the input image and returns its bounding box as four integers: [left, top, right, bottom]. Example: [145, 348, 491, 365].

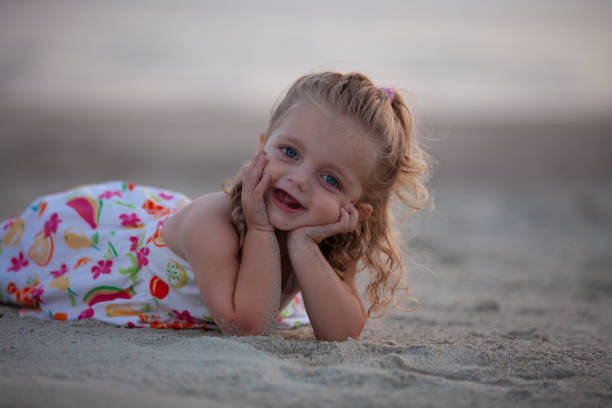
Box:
[0, 71, 429, 341]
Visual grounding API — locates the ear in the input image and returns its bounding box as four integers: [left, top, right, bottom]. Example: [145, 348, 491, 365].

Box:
[356, 203, 373, 222]
[258, 133, 265, 149]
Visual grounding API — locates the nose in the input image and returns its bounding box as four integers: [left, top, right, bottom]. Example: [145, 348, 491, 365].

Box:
[287, 168, 310, 192]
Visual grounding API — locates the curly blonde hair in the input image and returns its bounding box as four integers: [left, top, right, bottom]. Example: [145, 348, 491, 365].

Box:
[223, 71, 430, 318]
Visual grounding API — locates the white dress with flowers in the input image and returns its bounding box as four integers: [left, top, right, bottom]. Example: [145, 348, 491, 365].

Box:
[0, 181, 308, 330]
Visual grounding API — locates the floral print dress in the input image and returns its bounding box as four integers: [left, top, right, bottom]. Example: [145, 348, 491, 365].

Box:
[0, 181, 308, 330]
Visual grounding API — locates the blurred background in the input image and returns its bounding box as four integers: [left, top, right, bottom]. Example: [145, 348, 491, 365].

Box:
[1, 1, 611, 316]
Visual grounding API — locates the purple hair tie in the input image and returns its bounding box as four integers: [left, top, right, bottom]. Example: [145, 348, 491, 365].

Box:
[381, 87, 394, 102]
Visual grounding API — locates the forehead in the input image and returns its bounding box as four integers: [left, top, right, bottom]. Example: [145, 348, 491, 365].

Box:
[270, 102, 377, 196]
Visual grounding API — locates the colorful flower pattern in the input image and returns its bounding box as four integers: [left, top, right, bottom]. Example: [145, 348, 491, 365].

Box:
[7, 252, 29, 272]
[0, 181, 309, 330]
[119, 213, 141, 228]
[50, 263, 68, 278]
[91, 259, 113, 280]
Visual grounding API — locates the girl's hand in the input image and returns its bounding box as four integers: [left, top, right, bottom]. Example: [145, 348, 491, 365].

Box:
[289, 203, 359, 245]
[241, 150, 273, 232]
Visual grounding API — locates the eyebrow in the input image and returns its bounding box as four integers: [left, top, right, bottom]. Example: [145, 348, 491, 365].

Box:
[281, 135, 305, 152]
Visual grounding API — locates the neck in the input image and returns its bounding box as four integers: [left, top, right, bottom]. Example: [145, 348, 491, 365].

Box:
[274, 229, 288, 246]
[274, 229, 291, 287]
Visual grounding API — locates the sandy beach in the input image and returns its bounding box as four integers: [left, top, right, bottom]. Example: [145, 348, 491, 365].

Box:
[1, 1, 611, 406]
[1, 108, 611, 407]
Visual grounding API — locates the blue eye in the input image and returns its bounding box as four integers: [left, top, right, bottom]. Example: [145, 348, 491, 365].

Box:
[282, 147, 297, 159]
[323, 174, 339, 187]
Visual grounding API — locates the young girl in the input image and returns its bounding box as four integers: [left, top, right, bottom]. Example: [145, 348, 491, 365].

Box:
[0, 72, 429, 341]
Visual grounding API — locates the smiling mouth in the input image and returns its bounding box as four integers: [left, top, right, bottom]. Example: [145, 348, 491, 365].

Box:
[272, 188, 305, 212]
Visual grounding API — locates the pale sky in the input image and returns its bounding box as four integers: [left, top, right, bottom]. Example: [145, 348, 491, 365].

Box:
[1, 0, 610, 120]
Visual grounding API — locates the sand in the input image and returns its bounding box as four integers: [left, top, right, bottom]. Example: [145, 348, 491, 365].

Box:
[1, 109, 611, 407]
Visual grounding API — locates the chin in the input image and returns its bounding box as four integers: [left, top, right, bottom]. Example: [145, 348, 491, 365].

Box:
[268, 217, 298, 232]
[265, 196, 302, 231]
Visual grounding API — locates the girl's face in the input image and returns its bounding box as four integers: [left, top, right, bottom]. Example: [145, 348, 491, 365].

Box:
[262, 102, 375, 231]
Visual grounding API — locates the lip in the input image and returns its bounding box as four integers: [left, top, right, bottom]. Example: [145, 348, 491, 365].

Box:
[270, 188, 305, 214]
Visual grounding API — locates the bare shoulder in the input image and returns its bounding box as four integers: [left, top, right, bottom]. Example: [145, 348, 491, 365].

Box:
[162, 191, 238, 262]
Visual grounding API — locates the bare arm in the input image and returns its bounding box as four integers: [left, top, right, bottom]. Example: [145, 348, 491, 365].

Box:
[180, 151, 281, 335]
[228, 227, 281, 334]
[287, 205, 366, 341]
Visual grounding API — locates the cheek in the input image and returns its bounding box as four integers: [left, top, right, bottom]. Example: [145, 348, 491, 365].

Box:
[266, 151, 283, 169]
[263, 145, 280, 163]
[262, 158, 282, 180]
[311, 197, 341, 223]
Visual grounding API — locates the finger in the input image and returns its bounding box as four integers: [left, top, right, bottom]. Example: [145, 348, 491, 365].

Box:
[254, 174, 271, 223]
[245, 150, 261, 175]
[307, 225, 333, 243]
[334, 206, 356, 235]
[241, 164, 256, 194]
[339, 206, 351, 230]
[254, 151, 268, 177]
[253, 172, 271, 198]
[251, 155, 268, 194]
[256, 198, 269, 221]
[243, 151, 265, 192]
[298, 206, 357, 244]
[322, 207, 348, 237]
[250, 151, 267, 178]
[347, 204, 359, 230]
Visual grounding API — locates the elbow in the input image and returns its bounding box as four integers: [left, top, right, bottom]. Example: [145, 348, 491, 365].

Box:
[216, 312, 273, 337]
[314, 329, 362, 342]
[313, 318, 365, 342]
